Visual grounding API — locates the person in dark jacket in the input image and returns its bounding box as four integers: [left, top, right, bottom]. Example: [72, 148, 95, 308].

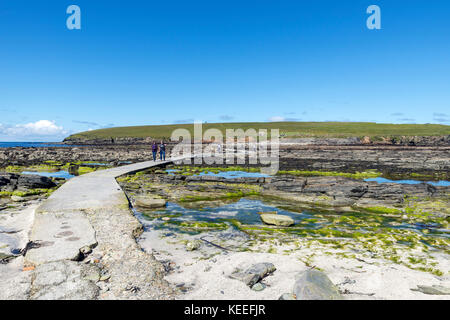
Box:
[159, 140, 166, 161]
[151, 141, 158, 161]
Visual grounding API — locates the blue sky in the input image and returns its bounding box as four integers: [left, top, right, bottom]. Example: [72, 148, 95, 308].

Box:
[0, 0, 449, 141]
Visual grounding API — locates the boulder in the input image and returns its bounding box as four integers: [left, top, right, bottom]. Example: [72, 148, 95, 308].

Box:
[0, 175, 10, 187]
[0, 173, 19, 191]
[230, 262, 276, 287]
[251, 283, 266, 291]
[293, 269, 343, 300]
[185, 240, 201, 251]
[411, 285, 450, 295]
[260, 213, 294, 226]
[134, 196, 167, 209]
[230, 272, 260, 287]
[17, 175, 56, 189]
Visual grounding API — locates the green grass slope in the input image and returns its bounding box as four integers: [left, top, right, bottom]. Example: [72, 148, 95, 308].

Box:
[64, 122, 450, 141]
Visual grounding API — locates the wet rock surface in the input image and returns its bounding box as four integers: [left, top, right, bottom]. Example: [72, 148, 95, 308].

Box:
[121, 170, 449, 215]
[133, 195, 167, 209]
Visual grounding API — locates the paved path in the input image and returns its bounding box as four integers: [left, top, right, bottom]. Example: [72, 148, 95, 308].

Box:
[26, 159, 178, 265]
[24, 156, 190, 299]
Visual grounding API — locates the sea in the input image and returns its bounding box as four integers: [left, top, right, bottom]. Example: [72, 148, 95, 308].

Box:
[0, 142, 72, 148]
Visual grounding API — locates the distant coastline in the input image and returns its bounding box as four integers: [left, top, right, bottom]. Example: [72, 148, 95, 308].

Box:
[0, 142, 70, 148]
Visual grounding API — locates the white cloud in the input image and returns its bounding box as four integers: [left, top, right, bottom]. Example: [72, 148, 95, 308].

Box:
[268, 116, 285, 122]
[7, 120, 66, 136]
[0, 120, 68, 141]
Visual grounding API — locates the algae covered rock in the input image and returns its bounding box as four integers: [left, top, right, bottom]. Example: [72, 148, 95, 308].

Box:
[260, 213, 294, 226]
[185, 240, 202, 251]
[294, 269, 343, 300]
[11, 195, 26, 202]
[134, 195, 167, 209]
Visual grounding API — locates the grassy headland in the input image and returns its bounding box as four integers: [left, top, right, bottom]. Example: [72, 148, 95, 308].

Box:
[64, 122, 450, 142]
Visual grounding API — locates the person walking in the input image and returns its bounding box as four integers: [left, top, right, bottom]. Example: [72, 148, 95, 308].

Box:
[151, 141, 158, 161]
[159, 140, 166, 161]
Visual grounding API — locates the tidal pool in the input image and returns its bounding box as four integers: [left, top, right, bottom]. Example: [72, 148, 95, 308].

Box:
[166, 169, 268, 178]
[136, 198, 449, 249]
[198, 171, 269, 178]
[21, 170, 74, 179]
[365, 177, 450, 187]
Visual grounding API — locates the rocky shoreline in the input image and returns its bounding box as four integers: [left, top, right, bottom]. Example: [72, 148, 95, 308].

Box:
[113, 165, 449, 299]
[1, 144, 449, 179]
[1, 144, 449, 300]
[120, 167, 449, 215]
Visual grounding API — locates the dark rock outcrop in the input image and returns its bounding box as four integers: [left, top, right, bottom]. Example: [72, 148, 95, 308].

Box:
[0, 172, 56, 191]
[17, 175, 56, 190]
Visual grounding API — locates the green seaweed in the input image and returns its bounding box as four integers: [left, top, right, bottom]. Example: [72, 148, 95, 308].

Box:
[277, 169, 381, 179]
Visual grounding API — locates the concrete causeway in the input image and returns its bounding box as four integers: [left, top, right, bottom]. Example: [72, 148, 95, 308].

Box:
[24, 157, 189, 299]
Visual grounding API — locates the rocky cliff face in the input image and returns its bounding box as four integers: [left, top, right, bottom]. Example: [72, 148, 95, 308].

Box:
[63, 136, 151, 145]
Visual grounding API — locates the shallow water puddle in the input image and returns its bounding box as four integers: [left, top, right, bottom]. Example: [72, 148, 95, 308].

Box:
[21, 170, 74, 179]
[166, 169, 269, 178]
[365, 177, 450, 187]
[198, 171, 269, 178]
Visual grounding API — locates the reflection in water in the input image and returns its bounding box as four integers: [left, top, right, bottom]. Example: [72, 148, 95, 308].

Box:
[21, 170, 74, 179]
[166, 169, 268, 179]
[198, 171, 269, 178]
[365, 177, 450, 187]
